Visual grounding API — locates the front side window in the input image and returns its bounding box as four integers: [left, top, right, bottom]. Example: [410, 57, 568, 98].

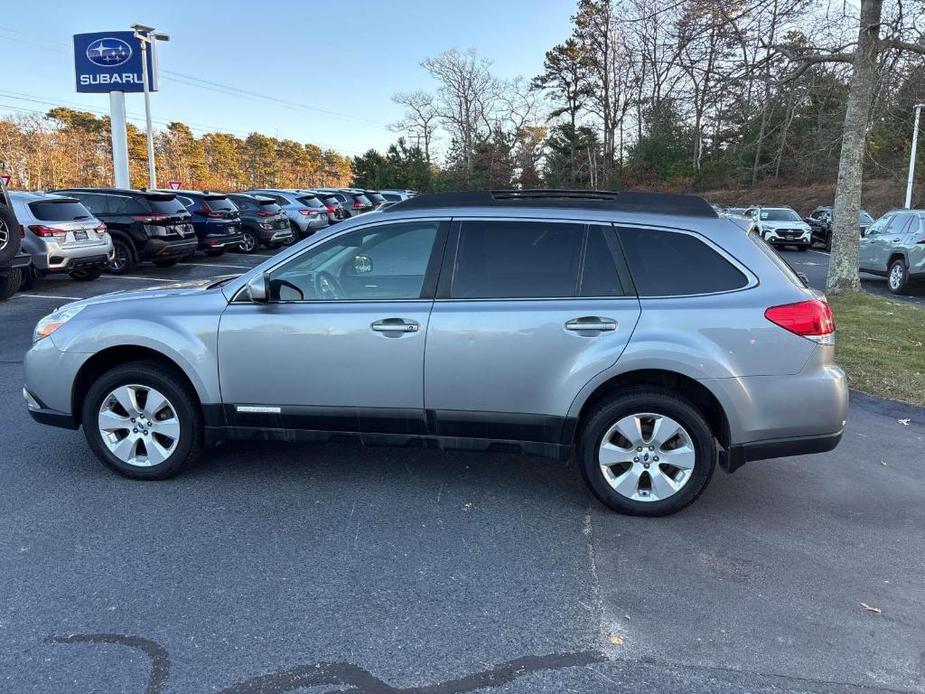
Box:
[865, 214, 894, 236]
[268, 221, 441, 301]
[618, 226, 748, 296]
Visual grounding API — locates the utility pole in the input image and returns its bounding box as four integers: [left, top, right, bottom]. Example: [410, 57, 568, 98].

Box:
[132, 24, 170, 190]
[905, 103, 924, 209]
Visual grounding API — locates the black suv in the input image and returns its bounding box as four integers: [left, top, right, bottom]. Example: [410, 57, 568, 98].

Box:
[169, 191, 245, 257]
[805, 205, 875, 251]
[226, 193, 294, 252]
[54, 188, 198, 273]
[0, 177, 32, 300]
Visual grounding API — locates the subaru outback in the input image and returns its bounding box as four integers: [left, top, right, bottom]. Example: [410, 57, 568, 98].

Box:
[23, 190, 848, 516]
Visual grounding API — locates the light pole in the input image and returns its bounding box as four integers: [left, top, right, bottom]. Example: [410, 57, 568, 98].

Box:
[906, 103, 924, 209]
[132, 24, 169, 190]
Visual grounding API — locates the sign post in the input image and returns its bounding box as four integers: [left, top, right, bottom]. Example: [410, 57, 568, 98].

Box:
[73, 30, 161, 189]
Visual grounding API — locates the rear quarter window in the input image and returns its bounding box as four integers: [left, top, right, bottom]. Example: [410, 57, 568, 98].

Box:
[618, 226, 748, 296]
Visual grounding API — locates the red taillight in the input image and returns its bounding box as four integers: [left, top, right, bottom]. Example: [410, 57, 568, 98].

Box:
[95, 223, 107, 234]
[324, 205, 336, 214]
[132, 213, 170, 223]
[256, 210, 275, 217]
[298, 208, 317, 216]
[353, 201, 364, 209]
[29, 224, 67, 239]
[765, 299, 835, 343]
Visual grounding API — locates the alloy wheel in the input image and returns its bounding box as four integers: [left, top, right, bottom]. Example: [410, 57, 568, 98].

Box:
[240, 232, 256, 253]
[889, 263, 903, 290]
[598, 412, 696, 502]
[97, 384, 180, 467]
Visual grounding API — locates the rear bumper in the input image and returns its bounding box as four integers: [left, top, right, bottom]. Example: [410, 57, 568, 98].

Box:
[723, 429, 843, 472]
[257, 227, 293, 243]
[199, 233, 245, 250]
[141, 238, 198, 260]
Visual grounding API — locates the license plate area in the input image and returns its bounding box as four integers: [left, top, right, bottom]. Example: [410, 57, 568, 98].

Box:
[74, 230, 88, 241]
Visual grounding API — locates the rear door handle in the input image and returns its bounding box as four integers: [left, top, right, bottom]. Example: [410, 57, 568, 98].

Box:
[565, 316, 617, 332]
[371, 318, 419, 333]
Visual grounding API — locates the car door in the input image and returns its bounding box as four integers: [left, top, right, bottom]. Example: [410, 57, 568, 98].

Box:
[859, 213, 895, 271]
[424, 219, 641, 446]
[217, 218, 447, 435]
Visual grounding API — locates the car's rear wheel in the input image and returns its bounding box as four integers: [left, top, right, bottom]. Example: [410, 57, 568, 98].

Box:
[577, 389, 716, 516]
[0, 204, 19, 265]
[888, 258, 910, 294]
[82, 361, 202, 479]
[69, 267, 103, 281]
[235, 230, 258, 254]
[106, 238, 135, 275]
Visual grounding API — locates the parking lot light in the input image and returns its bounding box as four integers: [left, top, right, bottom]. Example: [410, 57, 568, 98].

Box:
[906, 103, 924, 209]
[131, 25, 170, 191]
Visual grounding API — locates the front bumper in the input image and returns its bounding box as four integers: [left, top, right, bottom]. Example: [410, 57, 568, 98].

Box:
[23, 386, 78, 429]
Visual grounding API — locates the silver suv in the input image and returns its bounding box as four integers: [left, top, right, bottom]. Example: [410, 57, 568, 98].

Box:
[22, 191, 848, 516]
[859, 209, 925, 294]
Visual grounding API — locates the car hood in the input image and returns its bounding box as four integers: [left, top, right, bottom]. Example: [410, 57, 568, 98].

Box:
[760, 220, 810, 231]
[66, 275, 238, 309]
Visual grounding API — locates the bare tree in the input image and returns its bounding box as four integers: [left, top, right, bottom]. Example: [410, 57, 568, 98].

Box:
[392, 91, 439, 164]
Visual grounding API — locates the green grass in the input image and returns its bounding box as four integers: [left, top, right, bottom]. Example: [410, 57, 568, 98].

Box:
[828, 292, 925, 406]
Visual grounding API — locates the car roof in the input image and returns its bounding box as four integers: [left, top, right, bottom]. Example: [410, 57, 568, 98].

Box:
[55, 187, 174, 198]
[9, 191, 79, 203]
[160, 189, 228, 199]
[229, 192, 275, 202]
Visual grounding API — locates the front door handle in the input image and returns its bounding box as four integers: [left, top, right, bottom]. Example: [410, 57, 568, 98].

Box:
[565, 316, 617, 332]
[371, 318, 419, 333]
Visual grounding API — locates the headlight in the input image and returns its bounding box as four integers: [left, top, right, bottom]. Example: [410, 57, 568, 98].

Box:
[33, 303, 86, 342]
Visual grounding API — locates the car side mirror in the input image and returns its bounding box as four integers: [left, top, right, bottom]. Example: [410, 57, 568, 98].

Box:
[245, 273, 269, 303]
[354, 254, 373, 274]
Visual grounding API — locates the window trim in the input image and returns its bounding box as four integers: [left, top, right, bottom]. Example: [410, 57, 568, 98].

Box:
[613, 223, 758, 299]
[437, 217, 633, 302]
[232, 216, 451, 304]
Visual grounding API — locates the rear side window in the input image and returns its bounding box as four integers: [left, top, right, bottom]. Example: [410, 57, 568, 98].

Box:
[67, 193, 110, 215]
[452, 221, 584, 299]
[581, 225, 624, 296]
[108, 195, 147, 215]
[618, 226, 748, 296]
[29, 199, 93, 222]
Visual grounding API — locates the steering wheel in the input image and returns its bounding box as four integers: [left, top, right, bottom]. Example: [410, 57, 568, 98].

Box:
[315, 271, 343, 300]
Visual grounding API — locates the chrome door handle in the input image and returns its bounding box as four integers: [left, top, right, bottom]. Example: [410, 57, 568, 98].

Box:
[565, 317, 617, 332]
[371, 318, 419, 333]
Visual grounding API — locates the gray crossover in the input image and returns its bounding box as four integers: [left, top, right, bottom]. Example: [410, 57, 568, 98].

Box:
[23, 190, 847, 516]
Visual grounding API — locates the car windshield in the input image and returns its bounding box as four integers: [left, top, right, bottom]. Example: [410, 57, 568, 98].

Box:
[145, 195, 187, 215]
[297, 195, 324, 208]
[860, 210, 874, 224]
[28, 199, 94, 222]
[759, 208, 800, 222]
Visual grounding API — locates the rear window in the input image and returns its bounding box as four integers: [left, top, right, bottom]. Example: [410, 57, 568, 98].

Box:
[297, 195, 324, 209]
[28, 199, 94, 222]
[618, 226, 748, 296]
[204, 197, 236, 211]
[229, 196, 255, 210]
[353, 194, 372, 207]
[366, 193, 386, 204]
[381, 192, 402, 201]
[145, 195, 187, 215]
[257, 199, 283, 213]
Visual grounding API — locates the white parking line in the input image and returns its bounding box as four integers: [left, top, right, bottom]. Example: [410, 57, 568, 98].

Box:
[14, 293, 84, 301]
[115, 276, 175, 282]
[809, 250, 829, 256]
[182, 262, 253, 270]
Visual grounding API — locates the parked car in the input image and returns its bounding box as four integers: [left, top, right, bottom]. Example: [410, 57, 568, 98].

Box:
[168, 191, 245, 257]
[226, 193, 293, 252]
[0, 178, 32, 300]
[316, 188, 373, 217]
[744, 206, 812, 250]
[805, 205, 875, 251]
[858, 208, 925, 294]
[53, 188, 198, 274]
[244, 189, 329, 239]
[361, 190, 387, 210]
[306, 190, 347, 223]
[724, 207, 748, 218]
[379, 190, 416, 202]
[10, 192, 113, 283]
[23, 189, 847, 517]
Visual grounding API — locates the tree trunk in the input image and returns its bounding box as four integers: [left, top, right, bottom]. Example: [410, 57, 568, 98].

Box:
[826, 0, 883, 293]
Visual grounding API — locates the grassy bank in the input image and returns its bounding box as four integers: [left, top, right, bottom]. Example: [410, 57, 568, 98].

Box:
[828, 292, 925, 406]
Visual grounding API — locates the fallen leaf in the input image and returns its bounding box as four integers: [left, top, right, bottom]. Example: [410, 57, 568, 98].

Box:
[608, 634, 625, 646]
[860, 602, 882, 614]
[898, 419, 911, 426]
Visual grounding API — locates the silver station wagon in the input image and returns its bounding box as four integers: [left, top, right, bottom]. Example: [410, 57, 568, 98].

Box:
[23, 190, 848, 516]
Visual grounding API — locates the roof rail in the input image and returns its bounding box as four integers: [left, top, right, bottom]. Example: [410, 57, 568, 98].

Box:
[384, 189, 717, 217]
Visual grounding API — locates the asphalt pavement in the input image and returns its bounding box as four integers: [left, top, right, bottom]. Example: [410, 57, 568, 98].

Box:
[1, 247, 924, 693]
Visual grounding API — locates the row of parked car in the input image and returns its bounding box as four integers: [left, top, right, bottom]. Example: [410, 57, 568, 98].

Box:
[715, 202, 924, 294]
[0, 184, 415, 294]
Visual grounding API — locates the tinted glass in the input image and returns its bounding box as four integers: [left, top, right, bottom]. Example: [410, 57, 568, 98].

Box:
[109, 195, 147, 215]
[581, 225, 623, 296]
[145, 196, 187, 215]
[366, 193, 386, 204]
[619, 227, 748, 296]
[759, 208, 800, 222]
[866, 214, 893, 235]
[205, 197, 236, 211]
[67, 193, 109, 215]
[353, 194, 372, 207]
[229, 196, 255, 210]
[29, 199, 94, 222]
[269, 221, 440, 301]
[297, 195, 324, 208]
[257, 199, 282, 213]
[452, 221, 583, 299]
[381, 192, 401, 201]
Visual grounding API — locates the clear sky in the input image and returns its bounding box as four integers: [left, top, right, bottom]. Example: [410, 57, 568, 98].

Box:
[0, 0, 576, 156]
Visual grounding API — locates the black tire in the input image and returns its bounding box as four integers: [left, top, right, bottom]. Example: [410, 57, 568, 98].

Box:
[69, 267, 104, 281]
[888, 258, 910, 295]
[152, 258, 180, 268]
[0, 269, 19, 300]
[234, 229, 259, 254]
[289, 221, 303, 241]
[106, 238, 135, 275]
[0, 204, 20, 265]
[82, 360, 202, 480]
[204, 249, 225, 257]
[19, 266, 37, 291]
[577, 388, 717, 517]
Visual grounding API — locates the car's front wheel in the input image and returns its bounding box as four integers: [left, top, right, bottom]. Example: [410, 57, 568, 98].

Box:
[577, 389, 716, 516]
[888, 258, 910, 294]
[82, 361, 202, 479]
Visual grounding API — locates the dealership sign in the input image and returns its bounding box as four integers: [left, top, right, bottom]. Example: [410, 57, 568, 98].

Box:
[73, 31, 158, 93]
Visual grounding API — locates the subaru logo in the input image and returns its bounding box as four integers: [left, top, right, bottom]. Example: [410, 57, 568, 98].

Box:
[86, 38, 132, 67]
